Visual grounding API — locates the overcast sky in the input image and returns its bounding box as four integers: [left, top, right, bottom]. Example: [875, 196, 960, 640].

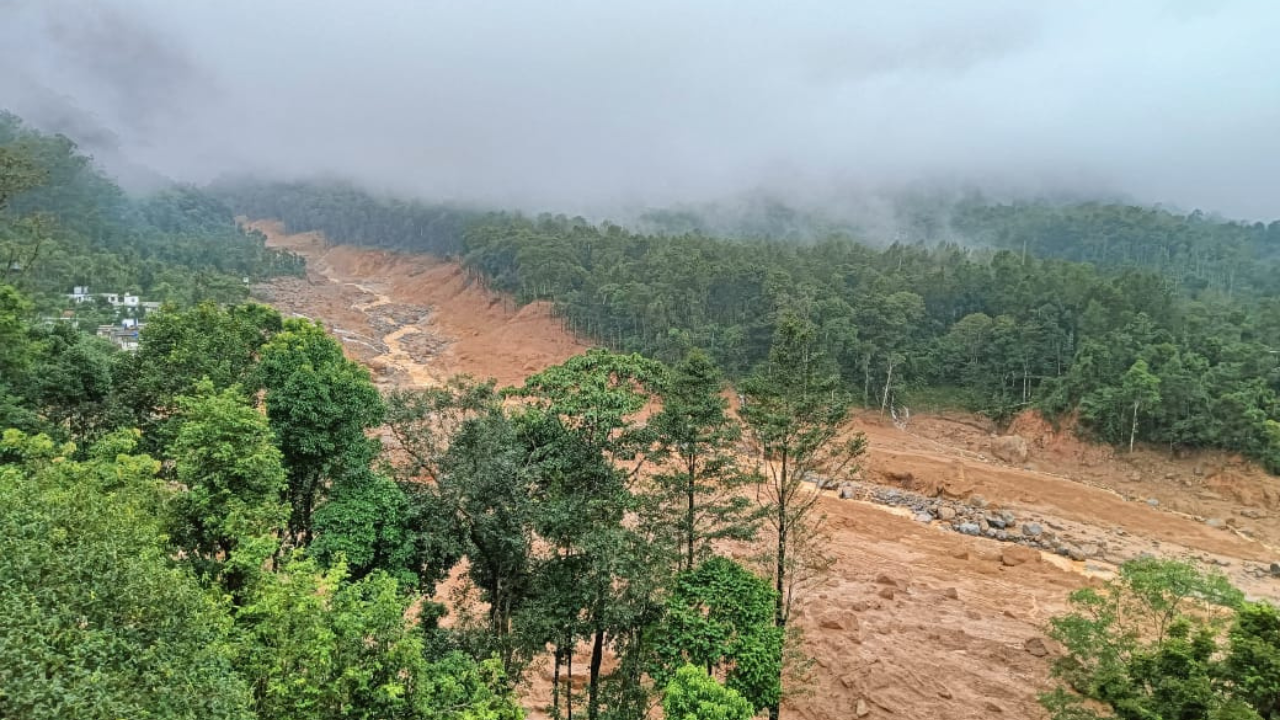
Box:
[2, 0, 1278, 219]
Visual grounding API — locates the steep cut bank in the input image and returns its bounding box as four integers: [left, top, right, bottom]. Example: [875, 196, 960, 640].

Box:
[247, 219, 1280, 720]
[247, 219, 589, 386]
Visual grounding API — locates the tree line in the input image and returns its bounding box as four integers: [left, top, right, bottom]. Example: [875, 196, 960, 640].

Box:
[217, 180, 1280, 473]
[0, 112, 303, 314]
[2, 280, 870, 719]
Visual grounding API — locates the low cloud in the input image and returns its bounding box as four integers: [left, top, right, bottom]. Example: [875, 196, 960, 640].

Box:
[3, 0, 1277, 219]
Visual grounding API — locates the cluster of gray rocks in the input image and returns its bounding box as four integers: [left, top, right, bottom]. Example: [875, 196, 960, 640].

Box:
[829, 479, 1280, 580]
[831, 480, 1098, 559]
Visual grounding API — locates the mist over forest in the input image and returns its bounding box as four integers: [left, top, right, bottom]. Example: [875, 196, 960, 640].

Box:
[2, 0, 1278, 223]
[6, 4, 1280, 720]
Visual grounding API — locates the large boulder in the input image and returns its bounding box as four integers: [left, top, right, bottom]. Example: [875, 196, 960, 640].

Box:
[990, 435, 1029, 464]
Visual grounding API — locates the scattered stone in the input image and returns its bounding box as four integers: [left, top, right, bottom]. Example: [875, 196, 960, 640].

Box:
[940, 587, 959, 600]
[816, 610, 858, 632]
[1078, 543, 1099, 559]
[1146, 498, 1160, 508]
[1241, 509, 1267, 519]
[1022, 523, 1043, 538]
[855, 699, 870, 718]
[913, 512, 933, 523]
[957, 522, 981, 536]
[838, 482, 856, 500]
[1002, 545, 1041, 567]
[877, 586, 896, 600]
[1206, 518, 1226, 529]
[990, 435, 1029, 464]
[1067, 546, 1087, 562]
[1125, 471, 1141, 482]
[971, 495, 988, 508]
[875, 573, 897, 586]
[984, 700, 1005, 714]
[1000, 510, 1017, 527]
[987, 515, 1007, 530]
[937, 506, 957, 521]
[1270, 563, 1280, 577]
[1024, 637, 1049, 657]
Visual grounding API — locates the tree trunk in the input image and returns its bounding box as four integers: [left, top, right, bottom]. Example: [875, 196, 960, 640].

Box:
[686, 454, 697, 572]
[1130, 401, 1139, 453]
[770, 455, 788, 720]
[566, 643, 573, 720]
[863, 354, 872, 407]
[552, 644, 562, 719]
[588, 623, 605, 720]
[880, 358, 894, 415]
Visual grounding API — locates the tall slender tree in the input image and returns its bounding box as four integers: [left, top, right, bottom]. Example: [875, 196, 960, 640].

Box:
[651, 348, 756, 572]
[739, 313, 867, 720]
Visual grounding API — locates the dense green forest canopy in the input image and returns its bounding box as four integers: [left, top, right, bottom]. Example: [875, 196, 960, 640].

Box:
[219, 179, 1280, 472]
[0, 112, 302, 314]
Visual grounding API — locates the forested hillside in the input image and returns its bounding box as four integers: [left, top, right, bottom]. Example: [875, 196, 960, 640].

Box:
[0, 113, 302, 312]
[220, 181, 1280, 472]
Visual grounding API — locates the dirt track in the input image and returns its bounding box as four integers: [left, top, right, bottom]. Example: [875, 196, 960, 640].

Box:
[249, 219, 1280, 720]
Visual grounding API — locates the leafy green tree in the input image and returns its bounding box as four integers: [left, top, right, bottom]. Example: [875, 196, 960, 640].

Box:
[662, 665, 755, 720]
[311, 466, 429, 588]
[255, 318, 384, 544]
[1222, 602, 1280, 719]
[1121, 359, 1162, 453]
[508, 349, 666, 720]
[740, 313, 867, 720]
[168, 382, 288, 593]
[27, 323, 117, 442]
[649, 557, 783, 713]
[0, 429, 253, 720]
[439, 409, 538, 668]
[119, 302, 283, 452]
[383, 375, 500, 483]
[651, 349, 756, 572]
[236, 554, 521, 720]
[0, 284, 36, 431]
[1040, 557, 1265, 720]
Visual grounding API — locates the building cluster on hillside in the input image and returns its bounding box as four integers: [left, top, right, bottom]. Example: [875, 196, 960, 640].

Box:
[60, 287, 161, 351]
[96, 319, 142, 352]
[67, 286, 162, 311]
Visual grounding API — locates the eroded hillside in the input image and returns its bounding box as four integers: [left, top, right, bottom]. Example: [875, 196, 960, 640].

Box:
[249, 219, 1280, 720]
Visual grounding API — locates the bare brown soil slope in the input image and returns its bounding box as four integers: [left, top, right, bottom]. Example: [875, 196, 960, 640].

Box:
[249, 219, 588, 387]
[249, 219, 1280, 720]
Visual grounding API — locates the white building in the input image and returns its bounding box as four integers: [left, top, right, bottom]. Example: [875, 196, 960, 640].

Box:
[67, 288, 151, 309]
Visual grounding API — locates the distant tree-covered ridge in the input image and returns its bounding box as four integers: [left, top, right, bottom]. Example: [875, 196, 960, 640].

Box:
[0, 111, 303, 314]
[218, 180, 1280, 472]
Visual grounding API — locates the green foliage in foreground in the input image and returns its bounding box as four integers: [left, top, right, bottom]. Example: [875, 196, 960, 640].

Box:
[1043, 557, 1280, 720]
[0, 429, 254, 720]
[663, 665, 756, 720]
[649, 557, 784, 713]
